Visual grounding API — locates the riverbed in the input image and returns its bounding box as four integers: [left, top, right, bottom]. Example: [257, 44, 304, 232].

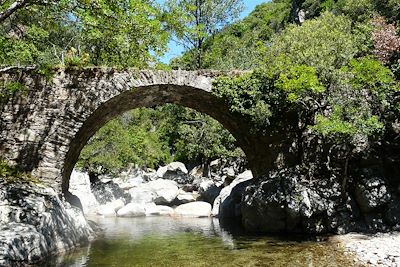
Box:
[41, 216, 359, 266]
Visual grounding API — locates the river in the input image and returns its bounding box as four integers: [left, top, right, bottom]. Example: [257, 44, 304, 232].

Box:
[41, 216, 358, 266]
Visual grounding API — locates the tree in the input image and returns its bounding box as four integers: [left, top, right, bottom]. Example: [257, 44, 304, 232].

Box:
[166, 0, 243, 69]
[77, 105, 242, 175]
[76, 0, 170, 67]
[0, 0, 171, 68]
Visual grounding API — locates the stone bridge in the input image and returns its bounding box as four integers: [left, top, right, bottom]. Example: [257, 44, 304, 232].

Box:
[0, 68, 293, 194]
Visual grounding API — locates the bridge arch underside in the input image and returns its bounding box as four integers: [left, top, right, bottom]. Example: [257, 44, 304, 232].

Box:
[62, 84, 259, 193]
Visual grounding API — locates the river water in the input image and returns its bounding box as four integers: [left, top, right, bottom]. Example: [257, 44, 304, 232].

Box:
[43, 216, 357, 267]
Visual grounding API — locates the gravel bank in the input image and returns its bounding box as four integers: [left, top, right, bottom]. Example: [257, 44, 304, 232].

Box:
[333, 232, 400, 266]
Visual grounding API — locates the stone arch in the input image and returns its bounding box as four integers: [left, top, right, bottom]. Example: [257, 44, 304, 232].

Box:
[61, 83, 254, 192]
[0, 68, 280, 194]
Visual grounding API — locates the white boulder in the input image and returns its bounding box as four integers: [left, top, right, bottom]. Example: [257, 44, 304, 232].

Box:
[117, 203, 146, 217]
[156, 162, 188, 178]
[129, 187, 157, 204]
[174, 201, 212, 217]
[69, 169, 99, 215]
[97, 199, 124, 217]
[145, 205, 175, 216]
[175, 191, 197, 204]
[146, 179, 179, 205]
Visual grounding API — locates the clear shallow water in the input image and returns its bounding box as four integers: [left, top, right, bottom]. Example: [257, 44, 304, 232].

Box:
[43, 216, 357, 267]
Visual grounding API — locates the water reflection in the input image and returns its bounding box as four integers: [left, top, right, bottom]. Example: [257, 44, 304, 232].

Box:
[42, 216, 357, 267]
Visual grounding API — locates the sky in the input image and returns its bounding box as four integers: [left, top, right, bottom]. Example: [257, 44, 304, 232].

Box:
[159, 0, 268, 63]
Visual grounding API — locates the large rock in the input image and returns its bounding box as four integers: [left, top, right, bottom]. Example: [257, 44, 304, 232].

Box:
[385, 198, 400, 227]
[117, 203, 146, 217]
[241, 167, 344, 234]
[129, 187, 157, 204]
[198, 179, 222, 204]
[174, 190, 197, 205]
[69, 169, 99, 215]
[212, 170, 253, 218]
[157, 162, 193, 186]
[146, 179, 179, 205]
[174, 201, 212, 217]
[90, 177, 131, 205]
[0, 178, 95, 266]
[157, 162, 188, 177]
[145, 205, 175, 216]
[96, 199, 125, 217]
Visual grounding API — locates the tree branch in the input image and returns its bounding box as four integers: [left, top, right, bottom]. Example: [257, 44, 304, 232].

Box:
[0, 65, 36, 73]
[0, 0, 33, 23]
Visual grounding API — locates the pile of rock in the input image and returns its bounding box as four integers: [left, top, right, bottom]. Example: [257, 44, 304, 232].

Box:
[69, 161, 253, 220]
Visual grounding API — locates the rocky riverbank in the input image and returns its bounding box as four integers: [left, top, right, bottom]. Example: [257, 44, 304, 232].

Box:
[69, 160, 253, 219]
[0, 178, 96, 266]
[0, 159, 251, 265]
[1, 157, 399, 265]
[333, 232, 400, 266]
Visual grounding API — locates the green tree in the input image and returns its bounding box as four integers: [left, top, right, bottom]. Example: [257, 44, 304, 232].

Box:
[167, 0, 244, 69]
[214, 12, 397, 144]
[0, 0, 171, 68]
[78, 105, 242, 175]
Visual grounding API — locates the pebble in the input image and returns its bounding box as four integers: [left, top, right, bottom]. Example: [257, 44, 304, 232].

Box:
[335, 232, 400, 267]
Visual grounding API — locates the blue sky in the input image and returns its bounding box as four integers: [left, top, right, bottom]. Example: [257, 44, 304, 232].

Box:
[159, 0, 268, 63]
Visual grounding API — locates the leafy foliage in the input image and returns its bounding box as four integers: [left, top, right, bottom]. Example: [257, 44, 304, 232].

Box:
[78, 105, 242, 175]
[213, 12, 398, 153]
[166, 0, 243, 69]
[171, 0, 291, 70]
[0, 0, 170, 68]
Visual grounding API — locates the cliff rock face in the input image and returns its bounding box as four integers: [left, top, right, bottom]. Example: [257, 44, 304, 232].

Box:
[0, 178, 95, 266]
[241, 162, 400, 234]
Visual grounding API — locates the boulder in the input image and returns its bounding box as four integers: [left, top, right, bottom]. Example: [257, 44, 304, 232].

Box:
[0, 178, 95, 266]
[199, 179, 222, 204]
[241, 167, 343, 234]
[96, 199, 124, 217]
[157, 162, 193, 186]
[156, 162, 188, 177]
[174, 201, 212, 217]
[145, 205, 175, 216]
[69, 169, 99, 215]
[174, 191, 197, 205]
[117, 203, 146, 217]
[146, 179, 179, 205]
[212, 170, 253, 218]
[129, 187, 157, 204]
[385, 198, 400, 226]
[90, 178, 131, 205]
